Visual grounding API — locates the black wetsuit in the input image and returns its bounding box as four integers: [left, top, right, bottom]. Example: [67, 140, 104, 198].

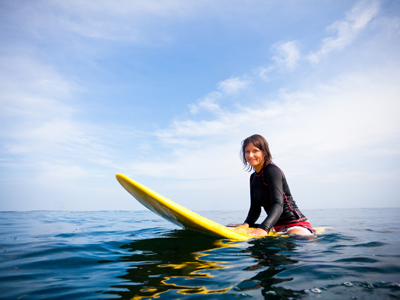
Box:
[244, 163, 307, 232]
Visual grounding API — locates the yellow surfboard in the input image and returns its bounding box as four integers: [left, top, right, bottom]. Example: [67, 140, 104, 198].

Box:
[116, 173, 254, 241]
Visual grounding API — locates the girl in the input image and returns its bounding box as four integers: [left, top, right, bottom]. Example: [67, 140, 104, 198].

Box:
[241, 134, 315, 236]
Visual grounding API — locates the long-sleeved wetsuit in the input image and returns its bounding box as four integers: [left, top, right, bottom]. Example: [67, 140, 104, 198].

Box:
[244, 163, 307, 232]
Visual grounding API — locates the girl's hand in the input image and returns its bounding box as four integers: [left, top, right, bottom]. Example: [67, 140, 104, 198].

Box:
[250, 228, 269, 237]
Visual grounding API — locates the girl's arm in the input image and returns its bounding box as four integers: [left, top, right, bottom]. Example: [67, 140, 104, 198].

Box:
[244, 174, 261, 226]
[258, 166, 284, 232]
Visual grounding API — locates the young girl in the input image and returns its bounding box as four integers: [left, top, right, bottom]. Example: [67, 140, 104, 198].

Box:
[241, 134, 315, 236]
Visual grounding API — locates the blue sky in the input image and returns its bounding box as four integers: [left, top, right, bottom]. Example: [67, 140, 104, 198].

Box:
[1, 0, 399, 211]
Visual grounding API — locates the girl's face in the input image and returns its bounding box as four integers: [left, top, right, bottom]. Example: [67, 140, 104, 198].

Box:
[245, 142, 265, 172]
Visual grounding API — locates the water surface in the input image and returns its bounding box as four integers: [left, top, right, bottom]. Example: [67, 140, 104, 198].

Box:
[1, 208, 399, 299]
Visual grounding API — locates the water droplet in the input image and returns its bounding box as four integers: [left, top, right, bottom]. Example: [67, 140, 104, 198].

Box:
[265, 291, 276, 296]
[311, 288, 321, 294]
[343, 282, 353, 287]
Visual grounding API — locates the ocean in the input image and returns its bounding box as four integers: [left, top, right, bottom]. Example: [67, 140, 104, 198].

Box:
[1, 208, 399, 299]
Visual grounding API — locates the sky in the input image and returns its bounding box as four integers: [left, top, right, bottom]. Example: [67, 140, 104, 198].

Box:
[0, 0, 399, 212]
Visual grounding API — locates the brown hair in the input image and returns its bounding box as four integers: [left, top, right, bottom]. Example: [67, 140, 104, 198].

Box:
[241, 134, 272, 172]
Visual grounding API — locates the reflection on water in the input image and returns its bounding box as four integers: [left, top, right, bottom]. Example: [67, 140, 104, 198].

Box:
[238, 237, 307, 299]
[101, 229, 308, 299]
[101, 230, 240, 299]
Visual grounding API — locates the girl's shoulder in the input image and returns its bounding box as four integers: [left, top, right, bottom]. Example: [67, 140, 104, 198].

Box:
[264, 163, 285, 178]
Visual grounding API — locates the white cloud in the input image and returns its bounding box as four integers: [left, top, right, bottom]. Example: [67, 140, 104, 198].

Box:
[218, 77, 251, 95]
[272, 41, 301, 70]
[0, 55, 118, 181]
[307, 0, 380, 63]
[17, 0, 205, 42]
[12, 0, 274, 44]
[258, 66, 275, 81]
[167, 68, 400, 160]
[188, 92, 222, 114]
[188, 77, 250, 114]
[148, 63, 400, 209]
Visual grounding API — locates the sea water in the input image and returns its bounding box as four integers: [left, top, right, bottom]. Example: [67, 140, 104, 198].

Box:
[1, 208, 399, 299]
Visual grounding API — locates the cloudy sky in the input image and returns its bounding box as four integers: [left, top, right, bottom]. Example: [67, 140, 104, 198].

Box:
[1, 0, 399, 212]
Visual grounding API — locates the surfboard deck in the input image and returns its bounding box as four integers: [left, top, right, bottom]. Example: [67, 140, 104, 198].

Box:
[116, 173, 258, 240]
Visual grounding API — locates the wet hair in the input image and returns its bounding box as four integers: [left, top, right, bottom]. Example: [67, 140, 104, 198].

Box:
[241, 134, 272, 172]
